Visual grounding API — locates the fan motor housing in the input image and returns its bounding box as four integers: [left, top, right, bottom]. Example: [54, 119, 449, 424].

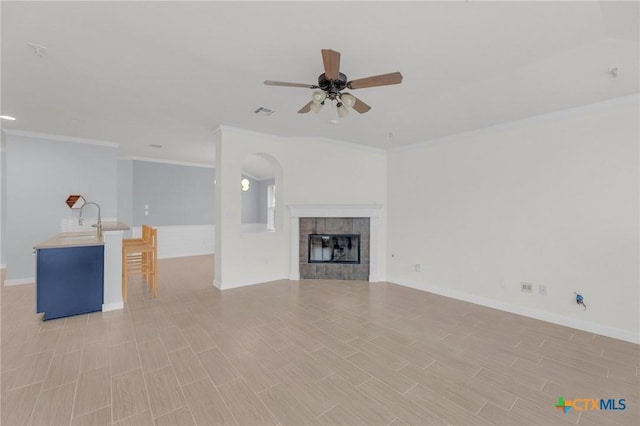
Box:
[318, 72, 348, 96]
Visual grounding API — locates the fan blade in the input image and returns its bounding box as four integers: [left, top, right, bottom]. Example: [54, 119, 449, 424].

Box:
[321, 49, 341, 80]
[352, 96, 372, 114]
[298, 101, 313, 113]
[347, 72, 403, 89]
[264, 80, 316, 88]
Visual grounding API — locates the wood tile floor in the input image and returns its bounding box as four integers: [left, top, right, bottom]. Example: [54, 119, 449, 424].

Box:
[1, 255, 638, 425]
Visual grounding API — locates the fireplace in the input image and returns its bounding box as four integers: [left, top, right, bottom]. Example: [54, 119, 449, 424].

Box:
[288, 204, 382, 282]
[298, 218, 369, 280]
[309, 234, 360, 264]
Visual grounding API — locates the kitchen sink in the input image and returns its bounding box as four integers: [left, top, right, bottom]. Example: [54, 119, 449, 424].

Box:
[57, 234, 98, 241]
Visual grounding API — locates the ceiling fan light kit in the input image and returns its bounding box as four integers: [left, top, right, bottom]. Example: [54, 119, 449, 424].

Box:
[340, 93, 357, 108]
[309, 102, 323, 114]
[312, 90, 327, 104]
[336, 102, 349, 118]
[265, 49, 402, 118]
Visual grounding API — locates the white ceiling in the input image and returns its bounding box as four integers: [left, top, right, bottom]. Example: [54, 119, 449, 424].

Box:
[1, 1, 638, 166]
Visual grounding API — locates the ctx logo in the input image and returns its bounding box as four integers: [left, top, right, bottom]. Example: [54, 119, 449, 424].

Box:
[555, 397, 626, 414]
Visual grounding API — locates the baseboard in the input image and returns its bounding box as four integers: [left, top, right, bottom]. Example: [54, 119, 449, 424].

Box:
[217, 275, 289, 290]
[131, 225, 215, 259]
[158, 250, 214, 260]
[387, 276, 640, 345]
[102, 302, 124, 312]
[4, 277, 35, 286]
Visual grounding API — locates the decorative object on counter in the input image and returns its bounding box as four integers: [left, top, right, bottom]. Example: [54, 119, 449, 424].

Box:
[65, 194, 86, 209]
[79, 201, 102, 237]
[122, 225, 158, 302]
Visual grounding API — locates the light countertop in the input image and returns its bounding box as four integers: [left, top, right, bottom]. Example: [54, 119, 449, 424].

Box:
[34, 222, 130, 249]
[102, 221, 130, 232]
[34, 232, 103, 249]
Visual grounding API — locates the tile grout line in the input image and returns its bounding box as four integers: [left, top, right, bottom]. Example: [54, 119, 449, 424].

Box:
[138, 336, 155, 422]
[402, 382, 418, 396]
[208, 377, 242, 426]
[162, 360, 192, 423]
[22, 381, 44, 426]
[68, 348, 83, 426]
[25, 349, 56, 425]
[315, 403, 338, 420]
[475, 400, 488, 416]
[508, 397, 519, 411]
[249, 377, 283, 425]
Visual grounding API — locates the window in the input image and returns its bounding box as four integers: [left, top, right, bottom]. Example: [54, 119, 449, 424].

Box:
[267, 184, 276, 231]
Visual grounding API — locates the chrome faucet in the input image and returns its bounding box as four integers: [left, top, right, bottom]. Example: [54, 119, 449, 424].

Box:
[79, 201, 102, 237]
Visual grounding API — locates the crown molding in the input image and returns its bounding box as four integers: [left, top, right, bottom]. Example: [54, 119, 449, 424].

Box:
[2, 129, 120, 148]
[119, 156, 214, 169]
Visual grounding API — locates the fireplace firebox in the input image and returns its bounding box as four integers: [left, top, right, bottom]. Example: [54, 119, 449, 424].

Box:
[308, 234, 360, 264]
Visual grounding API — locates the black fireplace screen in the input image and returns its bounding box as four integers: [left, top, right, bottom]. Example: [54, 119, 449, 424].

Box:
[308, 234, 360, 264]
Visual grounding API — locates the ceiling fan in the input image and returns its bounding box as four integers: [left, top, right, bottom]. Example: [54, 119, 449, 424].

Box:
[264, 49, 403, 118]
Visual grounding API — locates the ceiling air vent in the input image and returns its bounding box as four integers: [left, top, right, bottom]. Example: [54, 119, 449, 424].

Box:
[254, 106, 276, 116]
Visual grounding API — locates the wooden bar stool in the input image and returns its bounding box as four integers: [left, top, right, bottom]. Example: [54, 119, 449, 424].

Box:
[122, 227, 157, 302]
[123, 225, 153, 278]
[123, 224, 152, 246]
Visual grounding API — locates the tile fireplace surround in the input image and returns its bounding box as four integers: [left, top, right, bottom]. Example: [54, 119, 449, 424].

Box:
[300, 218, 370, 280]
[288, 204, 382, 282]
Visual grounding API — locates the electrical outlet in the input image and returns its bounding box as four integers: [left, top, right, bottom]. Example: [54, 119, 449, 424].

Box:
[414, 264, 422, 272]
[520, 282, 533, 293]
[539, 284, 547, 296]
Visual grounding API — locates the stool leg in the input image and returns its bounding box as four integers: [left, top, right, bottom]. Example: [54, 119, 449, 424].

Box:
[153, 252, 158, 298]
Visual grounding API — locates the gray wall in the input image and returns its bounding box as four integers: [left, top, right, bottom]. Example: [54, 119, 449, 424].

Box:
[6, 135, 118, 280]
[258, 178, 275, 224]
[240, 175, 260, 224]
[132, 161, 215, 226]
[241, 176, 274, 224]
[117, 159, 133, 235]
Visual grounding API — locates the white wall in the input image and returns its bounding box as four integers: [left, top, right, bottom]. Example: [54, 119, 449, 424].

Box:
[387, 98, 639, 342]
[4, 133, 118, 282]
[215, 127, 387, 289]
